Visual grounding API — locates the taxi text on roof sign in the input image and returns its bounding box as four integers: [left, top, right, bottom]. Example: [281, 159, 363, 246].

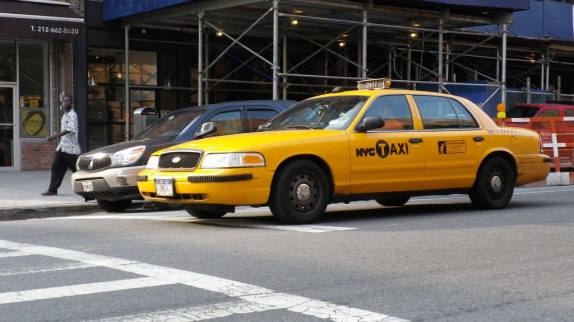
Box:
[357, 78, 392, 90]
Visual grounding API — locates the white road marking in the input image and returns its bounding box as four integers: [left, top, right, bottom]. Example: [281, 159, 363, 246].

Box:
[90, 300, 275, 321]
[0, 250, 29, 258]
[197, 220, 356, 233]
[48, 214, 357, 233]
[0, 277, 175, 304]
[0, 239, 408, 322]
[0, 261, 96, 276]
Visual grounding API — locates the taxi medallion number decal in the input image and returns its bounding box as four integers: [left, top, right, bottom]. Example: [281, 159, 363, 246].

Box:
[155, 179, 174, 197]
[438, 140, 466, 154]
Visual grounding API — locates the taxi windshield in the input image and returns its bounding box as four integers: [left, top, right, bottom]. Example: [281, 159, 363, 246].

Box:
[136, 109, 203, 139]
[260, 96, 368, 131]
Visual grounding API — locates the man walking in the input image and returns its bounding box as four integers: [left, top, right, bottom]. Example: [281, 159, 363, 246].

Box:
[42, 95, 81, 196]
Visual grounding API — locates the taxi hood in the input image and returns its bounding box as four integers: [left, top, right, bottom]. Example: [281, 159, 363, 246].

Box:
[158, 130, 346, 154]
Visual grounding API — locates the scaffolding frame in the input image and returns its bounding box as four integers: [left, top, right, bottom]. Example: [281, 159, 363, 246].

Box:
[116, 0, 574, 138]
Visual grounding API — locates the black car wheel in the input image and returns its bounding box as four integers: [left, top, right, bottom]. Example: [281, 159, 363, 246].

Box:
[96, 199, 132, 213]
[269, 160, 329, 224]
[470, 157, 515, 209]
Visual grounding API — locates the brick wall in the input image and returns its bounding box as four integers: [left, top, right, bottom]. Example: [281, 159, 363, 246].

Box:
[21, 142, 56, 171]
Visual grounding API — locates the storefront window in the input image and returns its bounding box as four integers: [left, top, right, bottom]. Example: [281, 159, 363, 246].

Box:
[87, 48, 157, 150]
[19, 41, 49, 138]
[0, 39, 17, 82]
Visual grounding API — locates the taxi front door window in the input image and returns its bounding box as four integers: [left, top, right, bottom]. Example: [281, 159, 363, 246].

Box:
[362, 95, 413, 130]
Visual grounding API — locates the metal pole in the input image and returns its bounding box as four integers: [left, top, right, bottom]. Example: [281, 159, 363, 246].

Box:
[283, 27, 288, 99]
[124, 25, 130, 141]
[272, 0, 279, 100]
[407, 43, 412, 82]
[362, 8, 368, 79]
[501, 23, 507, 105]
[438, 18, 443, 92]
[540, 54, 546, 91]
[556, 76, 561, 100]
[197, 12, 204, 106]
[526, 77, 531, 104]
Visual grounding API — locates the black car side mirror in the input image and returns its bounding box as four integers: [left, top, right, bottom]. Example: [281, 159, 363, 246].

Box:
[196, 121, 217, 138]
[356, 116, 385, 132]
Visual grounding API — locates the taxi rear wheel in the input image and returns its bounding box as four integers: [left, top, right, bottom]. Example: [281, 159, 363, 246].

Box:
[184, 206, 227, 219]
[97, 199, 132, 213]
[375, 197, 410, 207]
[269, 160, 329, 224]
[470, 157, 515, 209]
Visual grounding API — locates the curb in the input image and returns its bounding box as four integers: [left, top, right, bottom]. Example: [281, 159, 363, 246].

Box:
[0, 204, 101, 221]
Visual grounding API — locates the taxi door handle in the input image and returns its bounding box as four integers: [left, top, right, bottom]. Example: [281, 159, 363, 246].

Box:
[473, 136, 484, 142]
[409, 138, 423, 143]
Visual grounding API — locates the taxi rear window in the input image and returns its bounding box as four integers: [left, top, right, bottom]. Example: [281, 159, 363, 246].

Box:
[414, 95, 479, 129]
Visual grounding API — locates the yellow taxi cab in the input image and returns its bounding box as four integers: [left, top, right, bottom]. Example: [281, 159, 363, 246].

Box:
[137, 79, 551, 224]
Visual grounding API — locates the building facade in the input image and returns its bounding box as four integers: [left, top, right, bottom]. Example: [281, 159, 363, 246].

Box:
[0, 0, 84, 171]
[3, 0, 574, 170]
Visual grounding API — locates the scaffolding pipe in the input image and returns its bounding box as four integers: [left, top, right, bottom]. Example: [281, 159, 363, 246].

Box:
[124, 25, 130, 141]
[438, 18, 443, 92]
[362, 8, 368, 79]
[283, 28, 288, 99]
[540, 54, 547, 91]
[501, 23, 507, 104]
[526, 77, 531, 103]
[198, 12, 204, 106]
[273, 0, 279, 99]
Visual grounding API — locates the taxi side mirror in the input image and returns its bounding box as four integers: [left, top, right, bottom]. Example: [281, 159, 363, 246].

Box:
[196, 121, 217, 138]
[356, 116, 385, 132]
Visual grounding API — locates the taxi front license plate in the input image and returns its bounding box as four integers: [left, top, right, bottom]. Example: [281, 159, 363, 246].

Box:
[155, 178, 174, 197]
[81, 181, 93, 192]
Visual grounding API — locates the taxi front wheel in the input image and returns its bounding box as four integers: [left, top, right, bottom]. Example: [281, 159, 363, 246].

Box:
[269, 160, 329, 225]
[184, 205, 227, 219]
[470, 157, 515, 209]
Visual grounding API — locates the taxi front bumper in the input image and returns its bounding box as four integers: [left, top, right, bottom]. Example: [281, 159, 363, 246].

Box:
[137, 168, 274, 206]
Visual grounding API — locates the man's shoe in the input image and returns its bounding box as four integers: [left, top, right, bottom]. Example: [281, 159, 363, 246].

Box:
[41, 191, 57, 196]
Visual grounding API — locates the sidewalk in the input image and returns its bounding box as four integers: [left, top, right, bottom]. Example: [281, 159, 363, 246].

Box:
[0, 171, 100, 221]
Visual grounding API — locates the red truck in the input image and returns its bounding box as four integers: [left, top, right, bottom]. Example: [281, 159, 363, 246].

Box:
[504, 103, 574, 170]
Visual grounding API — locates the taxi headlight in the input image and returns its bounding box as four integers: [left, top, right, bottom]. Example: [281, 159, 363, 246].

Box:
[111, 145, 146, 166]
[146, 155, 160, 169]
[201, 153, 265, 169]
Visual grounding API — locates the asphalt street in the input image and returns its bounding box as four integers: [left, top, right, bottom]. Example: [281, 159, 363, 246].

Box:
[1, 185, 573, 321]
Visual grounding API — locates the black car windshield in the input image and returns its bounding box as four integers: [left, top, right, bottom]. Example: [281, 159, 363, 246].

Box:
[259, 96, 368, 131]
[506, 106, 540, 118]
[135, 109, 204, 139]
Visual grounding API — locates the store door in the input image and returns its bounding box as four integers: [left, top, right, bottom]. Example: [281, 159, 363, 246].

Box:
[0, 86, 17, 169]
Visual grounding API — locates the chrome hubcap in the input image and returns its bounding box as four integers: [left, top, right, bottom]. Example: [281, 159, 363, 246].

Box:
[296, 183, 311, 201]
[490, 175, 502, 193]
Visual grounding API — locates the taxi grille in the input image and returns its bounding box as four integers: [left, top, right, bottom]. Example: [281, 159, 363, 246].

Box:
[158, 151, 201, 169]
[78, 155, 111, 171]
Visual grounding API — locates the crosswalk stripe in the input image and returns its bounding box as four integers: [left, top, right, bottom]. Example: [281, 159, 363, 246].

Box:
[197, 220, 356, 233]
[0, 262, 96, 276]
[48, 215, 357, 233]
[89, 300, 275, 321]
[0, 277, 175, 304]
[0, 239, 408, 321]
[0, 250, 29, 258]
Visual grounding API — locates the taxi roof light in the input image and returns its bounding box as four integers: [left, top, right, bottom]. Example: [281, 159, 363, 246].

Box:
[357, 78, 392, 90]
